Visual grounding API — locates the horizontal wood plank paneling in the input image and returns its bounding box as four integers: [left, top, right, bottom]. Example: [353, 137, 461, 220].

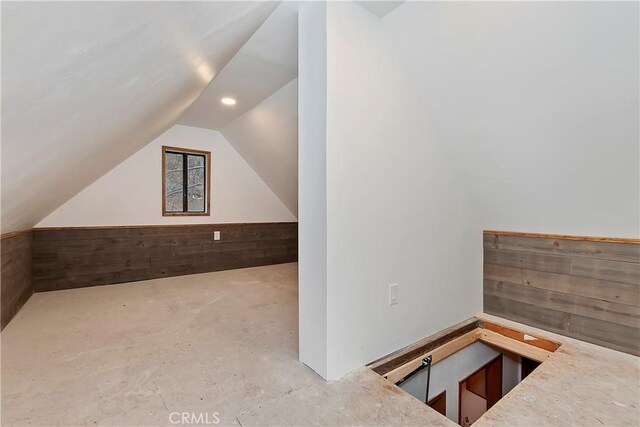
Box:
[484, 231, 640, 356]
[33, 223, 297, 292]
[484, 279, 639, 328]
[1, 231, 34, 329]
[484, 248, 572, 275]
[570, 257, 640, 285]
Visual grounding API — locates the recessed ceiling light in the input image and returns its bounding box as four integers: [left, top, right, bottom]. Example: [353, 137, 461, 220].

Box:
[221, 97, 236, 106]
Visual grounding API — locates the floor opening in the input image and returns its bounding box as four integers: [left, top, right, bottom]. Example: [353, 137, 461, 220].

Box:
[367, 318, 560, 425]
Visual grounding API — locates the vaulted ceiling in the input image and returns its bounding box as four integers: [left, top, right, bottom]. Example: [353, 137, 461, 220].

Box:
[355, 1, 404, 17]
[178, 2, 299, 217]
[5, 1, 633, 237]
[1, 1, 422, 232]
[179, 2, 298, 130]
[221, 79, 298, 216]
[1, 1, 278, 232]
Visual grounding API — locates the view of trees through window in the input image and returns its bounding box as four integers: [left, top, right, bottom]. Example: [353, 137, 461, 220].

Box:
[165, 152, 184, 212]
[164, 148, 208, 214]
[187, 155, 205, 212]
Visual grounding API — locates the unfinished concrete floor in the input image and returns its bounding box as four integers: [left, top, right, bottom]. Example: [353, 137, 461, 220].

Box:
[1, 263, 449, 426]
[4, 263, 639, 426]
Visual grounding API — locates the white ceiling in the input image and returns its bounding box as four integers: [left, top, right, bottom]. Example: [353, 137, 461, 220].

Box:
[356, 1, 404, 18]
[3, 0, 635, 239]
[1, 1, 278, 233]
[222, 79, 298, 216]
[178, 1, 300, 217]
[179, 2, 299, 130]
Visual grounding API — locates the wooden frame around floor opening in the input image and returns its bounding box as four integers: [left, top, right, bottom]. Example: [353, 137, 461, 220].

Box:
[368, 317, 560, 384]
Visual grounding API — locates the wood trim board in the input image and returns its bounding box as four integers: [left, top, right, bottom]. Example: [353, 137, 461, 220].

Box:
[369, 318, 481, 376]
[34, 221, 294, 232]
[384, 329, 482, 384]
[479, 330, 551, 363]
[484, 230, 639, 245]
[481, 321, 560, 352]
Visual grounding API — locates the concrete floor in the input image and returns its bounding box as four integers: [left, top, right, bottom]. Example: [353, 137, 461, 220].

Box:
[3, 263, 639, 426]
[1, 263, 448, 426]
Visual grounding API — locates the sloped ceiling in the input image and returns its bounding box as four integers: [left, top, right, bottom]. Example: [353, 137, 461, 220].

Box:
[383, 1, 639, 237]
[179, 2, 298, 130]
[1, 1, 278, 233]
[222, 79, 298, 216]
[179, 1, 299, 217]
[355, 1, 404, 17]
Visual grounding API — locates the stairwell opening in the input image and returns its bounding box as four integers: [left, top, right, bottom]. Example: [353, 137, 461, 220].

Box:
[367, 318, 560, 425]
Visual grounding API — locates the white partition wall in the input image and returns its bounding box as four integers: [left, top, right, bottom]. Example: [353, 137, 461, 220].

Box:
[298, 1, 483, 380]
[298, 1, 329, 379]
[299, 0, 639, 381]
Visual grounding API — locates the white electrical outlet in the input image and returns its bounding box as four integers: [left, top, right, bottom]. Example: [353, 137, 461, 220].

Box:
[214, 231, 221, 241]
[389, 283, 399, 306]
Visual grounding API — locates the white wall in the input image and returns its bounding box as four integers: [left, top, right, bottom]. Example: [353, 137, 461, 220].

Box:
[400, 342, 520, 423]
[384, 1, 640, 238]
[299, 0, 638, 381]
[222, 79, 298, 216]
[501, 351, 521, 398]
[297, 1, 328, 379]
[322, 1, 483, 380]
[37, 125, 295, 227]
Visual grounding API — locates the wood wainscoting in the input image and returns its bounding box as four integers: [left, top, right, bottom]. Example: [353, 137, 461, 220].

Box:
[33, 222, 298, 292]
[1, 230, 34, 329]
[483, 230, 640, 356]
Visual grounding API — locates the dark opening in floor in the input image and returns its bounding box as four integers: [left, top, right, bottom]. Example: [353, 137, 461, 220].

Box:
[368, 318, 559, 425]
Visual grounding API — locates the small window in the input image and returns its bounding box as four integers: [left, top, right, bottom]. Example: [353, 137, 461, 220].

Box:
[162, 146, 211, 216]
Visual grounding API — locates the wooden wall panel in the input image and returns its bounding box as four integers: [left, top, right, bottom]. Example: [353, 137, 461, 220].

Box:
[33, 222, 297, 292]
[1, 230, 34, 329]
[483, 231, 640, 356]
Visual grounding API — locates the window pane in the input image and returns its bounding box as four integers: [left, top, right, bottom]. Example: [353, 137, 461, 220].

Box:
[187, 154, 205, 212]
[165, 152, 183, 212]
